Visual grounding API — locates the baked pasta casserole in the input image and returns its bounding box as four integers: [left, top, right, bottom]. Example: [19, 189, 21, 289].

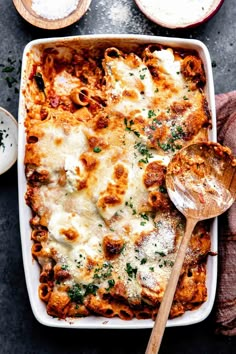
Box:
[23, 40, 212, 321]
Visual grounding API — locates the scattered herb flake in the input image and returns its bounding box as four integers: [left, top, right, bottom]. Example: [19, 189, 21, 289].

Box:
[84, 283, 99, 296]
[148, 110, 156, 118]
[5, 76, 17, 88]
[106, 279, 115, 291]
[93, 146, 102, 153]
[125, 263, 137, 279]
[159, 186, 167, 193]
[61, 264, 69, 270]
[68, 284, 84, 303]
[2, 66, 14, 73]
[140, 213, 149, 221]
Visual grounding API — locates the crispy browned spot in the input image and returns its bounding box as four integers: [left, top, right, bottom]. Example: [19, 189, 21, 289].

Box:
[61, 228, 79, 241]
[143, 161, 166, 188]
[103, 235, 124, 258]
[181, 55, 206, 86]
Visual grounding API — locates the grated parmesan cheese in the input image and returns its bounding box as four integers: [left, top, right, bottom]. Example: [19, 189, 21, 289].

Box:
[139, 0, 216, 27]
[31, 0, 80, 20]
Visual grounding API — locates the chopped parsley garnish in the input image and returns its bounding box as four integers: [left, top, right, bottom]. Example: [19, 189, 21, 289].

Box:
[93, 146, 102, 153]
[153, 118, 162, 125]
[68, 284, 84, 303]
[75, 254, 85, 268]
[158, 141, 173, 152]
[150, 125, 156, 130]
[84, 283, 99, 296]
[157, 125, 185, 152]
[125, 263, 137, 279]
[140, 213, 149, 221]
[125, 197, 137, 215]
[148, 110, 156, 118]
[124, 118, 140, 137]
[158, 128, 184, 153]
[5, 76, 17, 88]
[61, 264, 69, 270]
[155, 251, 166, 257]
[2, 66, 14, 73]
[141, 258, 147, 265]
[134, 141, 153, 163]
[159, 185, 167, 193]
[7, 57, 16, 65]
[158, 259, 174, 268]
[0, 54, 21, 97]
[140, 74, 145, 80]
[93, 262, 113, 280]
[171, 125, 184, 139]
[68, 283, 99, 303]
[106, 279, 115, 291]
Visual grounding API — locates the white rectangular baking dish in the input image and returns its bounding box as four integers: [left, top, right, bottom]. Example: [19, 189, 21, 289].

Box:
[17, 34, 217, 329]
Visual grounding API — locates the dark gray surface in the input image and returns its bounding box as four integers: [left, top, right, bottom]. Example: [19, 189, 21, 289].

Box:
[0, 1, 235, 353]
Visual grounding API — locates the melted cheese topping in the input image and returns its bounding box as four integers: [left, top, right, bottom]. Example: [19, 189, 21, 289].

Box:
[25, 44, 210, 313]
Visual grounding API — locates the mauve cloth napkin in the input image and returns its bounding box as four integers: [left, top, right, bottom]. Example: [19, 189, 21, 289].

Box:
[214, 91, 236, 336]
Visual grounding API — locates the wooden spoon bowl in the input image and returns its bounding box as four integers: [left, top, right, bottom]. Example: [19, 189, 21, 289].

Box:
[13, 0, 92, 30]
[167, 142, 236, 219]
[146, 142, 236, 354]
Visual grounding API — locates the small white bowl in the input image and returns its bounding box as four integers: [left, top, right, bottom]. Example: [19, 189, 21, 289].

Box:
[135, 0, 224, 29]
[0, 107, 18, 175]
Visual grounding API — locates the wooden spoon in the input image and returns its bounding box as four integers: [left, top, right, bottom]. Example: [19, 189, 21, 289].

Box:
[145, 142, 236, 354]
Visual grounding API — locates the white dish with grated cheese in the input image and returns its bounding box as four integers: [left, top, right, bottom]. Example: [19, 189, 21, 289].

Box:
[18, 34, 217, 329]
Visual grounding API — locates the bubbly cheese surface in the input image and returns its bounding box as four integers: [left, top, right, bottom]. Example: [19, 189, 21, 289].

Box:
[24, 43, 211, 319]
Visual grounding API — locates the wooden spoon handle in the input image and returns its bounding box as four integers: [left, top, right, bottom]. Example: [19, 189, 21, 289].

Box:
[145, 217, 197, 354]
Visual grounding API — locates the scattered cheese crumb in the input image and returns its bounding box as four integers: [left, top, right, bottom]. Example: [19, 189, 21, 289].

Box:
[90, 0, 154, 34]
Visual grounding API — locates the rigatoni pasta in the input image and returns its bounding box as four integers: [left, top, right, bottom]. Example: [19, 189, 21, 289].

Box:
[23, 40, 212, 321]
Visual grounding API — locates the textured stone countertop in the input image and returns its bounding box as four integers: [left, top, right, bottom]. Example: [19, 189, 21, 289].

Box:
[0, 1, 235, 353]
